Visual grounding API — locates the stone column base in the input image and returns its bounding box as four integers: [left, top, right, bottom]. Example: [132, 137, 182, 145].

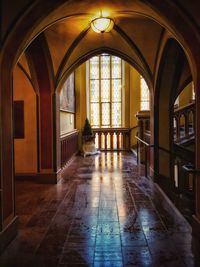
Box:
[0, 216, 18, 254]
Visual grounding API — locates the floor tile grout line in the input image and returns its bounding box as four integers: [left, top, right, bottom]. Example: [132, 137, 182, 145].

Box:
[93, 166, 102, 267]
[115, 174, 125, 267]
[32, 181, 76, 255]
[126, 179, 154, 264]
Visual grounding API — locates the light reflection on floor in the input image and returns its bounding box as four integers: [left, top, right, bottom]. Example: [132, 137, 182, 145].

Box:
[0, 152, 200, 267]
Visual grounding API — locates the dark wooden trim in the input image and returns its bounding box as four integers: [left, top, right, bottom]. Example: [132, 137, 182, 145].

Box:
[15, 173, 37, 181]
[60, 130, 79, 168]
[37, 172, 59, 184]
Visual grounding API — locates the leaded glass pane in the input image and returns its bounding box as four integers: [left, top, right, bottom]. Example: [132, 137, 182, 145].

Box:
[141, 101, 149, 110]
[112, 80, 121, 102]
[90, 56, 99, 79]
[112, 103, 121, 126]
[140, 77, 150, 110]
[90, 80, 99, 102]
[89, 54, 123, 128]
[101, 80, 110, 102]
[101, 55, 110, 79]
[112, 56, 121, 78]
[90, 103, 99, 127]
[102, 103, 110, 126]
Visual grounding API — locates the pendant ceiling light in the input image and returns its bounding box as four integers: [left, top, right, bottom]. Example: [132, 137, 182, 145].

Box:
[91, 17, 114, 33]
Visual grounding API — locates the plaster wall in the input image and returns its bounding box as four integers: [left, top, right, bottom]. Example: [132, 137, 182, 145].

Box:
[13, 66, 37, 173]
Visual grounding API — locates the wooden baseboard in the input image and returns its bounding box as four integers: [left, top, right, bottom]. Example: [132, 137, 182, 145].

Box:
[0, 216, 18, 254]
[15, 172, 60, 184]
[15, 173, 37, 181]
[192, 215, 200, 240]
[37, 172, 59, 184]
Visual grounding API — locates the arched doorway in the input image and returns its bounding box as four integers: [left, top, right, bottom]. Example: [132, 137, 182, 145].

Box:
[1, 0, 200, 252]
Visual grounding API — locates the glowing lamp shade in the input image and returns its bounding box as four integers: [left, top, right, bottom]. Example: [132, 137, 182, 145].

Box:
[91, 17, 114, 33]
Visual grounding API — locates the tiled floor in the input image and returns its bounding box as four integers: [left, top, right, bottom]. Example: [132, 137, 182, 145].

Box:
[0, 152, 200, 267]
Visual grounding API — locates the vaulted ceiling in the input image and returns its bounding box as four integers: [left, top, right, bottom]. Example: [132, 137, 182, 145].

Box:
[9, 0, 195, 91]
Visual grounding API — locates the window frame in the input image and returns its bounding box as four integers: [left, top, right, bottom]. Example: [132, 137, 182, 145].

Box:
[88, 54, 124, 128]
[140, 76, 150, 110]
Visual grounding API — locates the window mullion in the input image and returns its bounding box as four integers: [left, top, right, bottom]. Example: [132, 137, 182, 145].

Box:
[99, 55, 102, 128]
[120, 59, 122, 127]
[110, 55, 112, 128]
[89, 61, 91, 124]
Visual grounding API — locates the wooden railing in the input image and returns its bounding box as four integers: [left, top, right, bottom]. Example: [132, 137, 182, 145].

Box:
[135, 135, 154, 177]
[92, 128, 131, 151]
[136, 110, 150, 140]
[60, 130, 79, 167]
[173, 102, 195, 143]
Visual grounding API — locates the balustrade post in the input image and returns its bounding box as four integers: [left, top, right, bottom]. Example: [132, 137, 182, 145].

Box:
[98, 132, 102, 150]
[120, 133, 123, 150]
[184, 112, 189, 137]
[176, 116, 180, 141]
[110, 132, 114, 150]
[117, 132, 120, 150]
[104, 132, 108, 150]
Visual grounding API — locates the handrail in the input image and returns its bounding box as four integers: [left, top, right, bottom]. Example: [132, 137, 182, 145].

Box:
[60, 129, 79, 140]
[130, 126, 138, 131]
[135, 135, 153, 177]
[135, 136, 154, 147]
[174, 102, 195, 114]
[182, 164, 200, 174]
[92, 127, 131, 133]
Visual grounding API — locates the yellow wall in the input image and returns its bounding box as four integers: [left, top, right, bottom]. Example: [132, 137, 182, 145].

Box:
[75, 63, 87, 148]
[179, 82, 193, 107]
[13, 66, 37, 174]
[129, 64, 141, 146]
[60, 112, 75, 135]
[75, 63, 87, 130]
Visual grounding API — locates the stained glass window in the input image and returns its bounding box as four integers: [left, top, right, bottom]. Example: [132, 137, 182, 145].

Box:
[140, 76, 150, 110]
[90, 103, 99, 126]
[90, 80, 99, 102]
[88, 54, 123, 128]
[192, 82, 195, 100]
[90, 56, 99, 79]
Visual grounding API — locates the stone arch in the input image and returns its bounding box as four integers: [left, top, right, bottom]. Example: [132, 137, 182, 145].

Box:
[1, 0, 200, 251]
[56, 47, 153, 93]
[154, 38, 192, 190]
